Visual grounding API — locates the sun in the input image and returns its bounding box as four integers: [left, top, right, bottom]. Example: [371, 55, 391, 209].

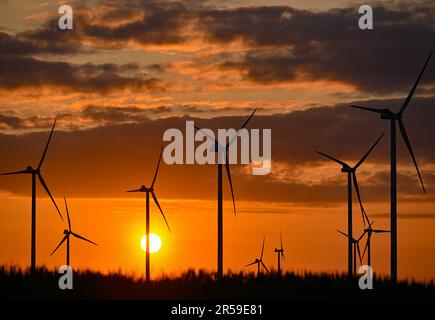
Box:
[140, 233, 162, 253]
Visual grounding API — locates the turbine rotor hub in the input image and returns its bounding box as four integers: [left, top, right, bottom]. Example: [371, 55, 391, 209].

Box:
[341, 166, 353, 173]
[380, 109, 401, 120]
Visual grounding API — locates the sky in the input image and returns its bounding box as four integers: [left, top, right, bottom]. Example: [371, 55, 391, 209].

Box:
[0, 0, 435, 281]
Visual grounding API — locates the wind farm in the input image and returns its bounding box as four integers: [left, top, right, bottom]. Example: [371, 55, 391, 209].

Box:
[0, 0, 435, 303]
[317, 132, 384, 275]
[350, 50, 433, 281]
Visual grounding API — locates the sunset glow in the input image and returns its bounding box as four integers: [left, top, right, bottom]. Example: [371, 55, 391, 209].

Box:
[141, 234, 162, 254]
[1, 0, 435, 298]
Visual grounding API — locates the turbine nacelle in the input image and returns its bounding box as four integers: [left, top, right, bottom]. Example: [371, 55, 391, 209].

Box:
[63, 229, 70, 235]
[139, 185, 153, 192]
[380, 109, 402, 120]
[340, 166, 354, 173]
[128, 185, 154, 193]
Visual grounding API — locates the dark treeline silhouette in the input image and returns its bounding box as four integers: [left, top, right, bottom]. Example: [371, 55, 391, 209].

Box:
[1, 267, 434, 300]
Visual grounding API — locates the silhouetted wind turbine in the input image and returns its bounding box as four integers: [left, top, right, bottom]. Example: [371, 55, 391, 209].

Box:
[337, 230, 364, 275]
[274, 229, 286, 274]
[126, 147, 170, 281]
[1, 119, 63, 272]
[245, 237, 269, 276]
[194, 109, 256, 278]
[50, 197, 97, 266]
[362, 220, 390, 268]
[350, 50, 432, 281]
[317, 132, 384, 275]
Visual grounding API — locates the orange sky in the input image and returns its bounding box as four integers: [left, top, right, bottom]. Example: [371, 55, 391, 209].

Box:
[1, 196, 435, 281]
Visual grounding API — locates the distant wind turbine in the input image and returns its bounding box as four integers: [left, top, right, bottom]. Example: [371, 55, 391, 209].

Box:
[194, 109, 256, 278]
[350, 50, 432, 281]
[274, 229, 286, 275]
[2, 119, 63, 272]
[361, 220, 390, 267]
[50, 197, 97, 266]
[245, 237, 269, 276]
[317, 132, 384, 275]
[126, 147, 170, 282]
[337, 230, 364, 275]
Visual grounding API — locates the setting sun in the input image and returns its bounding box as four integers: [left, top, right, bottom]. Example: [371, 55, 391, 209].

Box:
[140, 234, 162, 253]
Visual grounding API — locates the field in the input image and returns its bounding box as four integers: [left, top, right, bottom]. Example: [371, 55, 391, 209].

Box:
[1, 267, 434, 300]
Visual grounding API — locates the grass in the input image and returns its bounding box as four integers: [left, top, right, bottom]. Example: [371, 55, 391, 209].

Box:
[1, 266, 434, 300]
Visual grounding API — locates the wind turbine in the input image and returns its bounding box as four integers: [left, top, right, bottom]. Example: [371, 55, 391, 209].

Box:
[362, 220, 390, 267]
[350, 50, 432, 281]
[274, 229, 286, 275]
[245, 237, 269, 276]
[194, 109, 256, 278]
[126, 147, 170, 282]
[2, 119, 63, 272]
[316, 132, 384, 275]
[337, 230, 364, 275]
[50, 197, 97, 266]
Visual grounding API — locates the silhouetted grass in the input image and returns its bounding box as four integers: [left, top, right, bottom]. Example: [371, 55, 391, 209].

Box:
[0, 266, 434, 300]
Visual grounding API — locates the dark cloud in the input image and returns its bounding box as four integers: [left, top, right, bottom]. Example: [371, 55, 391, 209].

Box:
[0, 97, 434, 203]
[21, 1, 197, 49]
[7, 1, 434, 93]
[0, 55, 163, 93]
[0, 31, 81, 55]
[203, 2, 435, 93]
[0, 114, 23, 129]
[81, 105, 151, 124]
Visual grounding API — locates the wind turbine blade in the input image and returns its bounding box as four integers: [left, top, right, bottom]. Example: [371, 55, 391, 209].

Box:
[337, 230, 349, 238]
[1, 169, 28, 175]
[316, 151, 348, 167]
[50, 235, 68, 256]
[354, 132, 385, 169]
[38, 119, 56, 170]
[260, 237, 265, 260]
[357, 243, 362, 265]
[151, 146, 163, 188]
[244, 261, 257, 268]
[152, 191, 171, 232]
[281, 251, 287, 264]
[72, 232, 97, 246]
[352, 173, 369, 226]
[261, 261, 269, 273]
[280, 228, 283, 251]
[240, 108, 257, 130]
[357, 230, 367, 242]
[126, 189, 142, 193]
[38, 173, 63, 221]
[373, 229, 390, 233]
[399, 50, 433, 115]
[362, 235, 369, 259]
[349, 105, 384, 114]
[398, 119, 425, 193]
[225, 109, 256, 148]
[224, 151, 236, 216]
[193, 124, 219, 146]
[64, 197, 71, 232]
